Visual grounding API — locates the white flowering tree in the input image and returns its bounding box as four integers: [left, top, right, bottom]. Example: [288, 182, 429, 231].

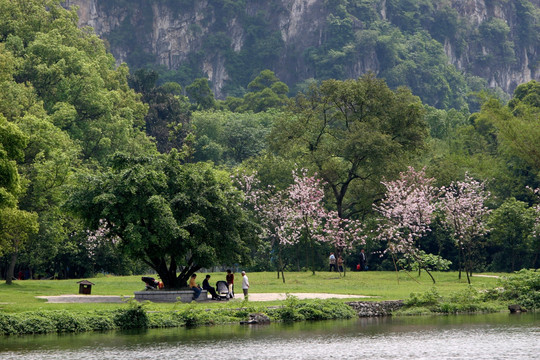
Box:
[373, 167, 438, 283]
[441, 174, 491, 284]
[237, 168, 363, 279]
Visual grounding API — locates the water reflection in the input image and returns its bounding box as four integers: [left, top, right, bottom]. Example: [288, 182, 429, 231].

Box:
[1, 313, 538, 359]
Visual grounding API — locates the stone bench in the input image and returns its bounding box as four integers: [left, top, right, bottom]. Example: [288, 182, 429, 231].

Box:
[134, 290, 208, 303]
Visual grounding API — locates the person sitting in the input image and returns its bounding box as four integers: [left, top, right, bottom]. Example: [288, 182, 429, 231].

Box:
[202, 274, 220, 300]
[189, 273, 202, 300]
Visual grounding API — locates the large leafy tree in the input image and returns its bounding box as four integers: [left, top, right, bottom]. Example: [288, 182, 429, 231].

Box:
[270, 74, 428, 219]
[1, 0, 154, 164]
[68, 151, 257, 289]
[128, 69, 191, 153]
[0, 207, 38, 284]
[487, 197, 535, 272]
[1, 0, 159, 278]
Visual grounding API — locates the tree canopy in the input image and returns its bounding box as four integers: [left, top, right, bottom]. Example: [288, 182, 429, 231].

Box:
[270, 74, 428, 219]
[67, 152, 258, 288]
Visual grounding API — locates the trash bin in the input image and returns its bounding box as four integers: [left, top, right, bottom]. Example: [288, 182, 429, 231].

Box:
[77, 280, 95, 295]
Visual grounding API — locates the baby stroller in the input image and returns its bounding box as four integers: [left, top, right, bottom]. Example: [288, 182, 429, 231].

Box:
[141, 276, 160, 290]
[216, 280, 231, 300]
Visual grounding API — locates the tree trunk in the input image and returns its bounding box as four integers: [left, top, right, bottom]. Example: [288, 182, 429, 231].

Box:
[279, 247, 286, 283]
[391, 253, 399, 284]
[6, 252, 18, 285]
[458, 246, 463, 280]
[412, 253, 435, 284]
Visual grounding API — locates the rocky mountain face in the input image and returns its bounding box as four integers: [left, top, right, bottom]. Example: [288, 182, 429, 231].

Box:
[63, 0, 539, 101]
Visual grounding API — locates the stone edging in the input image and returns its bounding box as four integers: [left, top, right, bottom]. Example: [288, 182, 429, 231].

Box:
[134, 290, 208, 303]
[345, 300, 404, 317]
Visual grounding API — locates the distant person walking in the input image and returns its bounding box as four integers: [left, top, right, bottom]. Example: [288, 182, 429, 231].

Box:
[329, 252, 337, 272]
[359, 249, 367, 271]
[226, 269, 234, 298]
[337, 255, 344, 272]
[241, 271, 250, 300]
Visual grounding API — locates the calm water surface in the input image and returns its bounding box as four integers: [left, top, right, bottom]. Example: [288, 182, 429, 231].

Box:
[0, 313, 538, 359]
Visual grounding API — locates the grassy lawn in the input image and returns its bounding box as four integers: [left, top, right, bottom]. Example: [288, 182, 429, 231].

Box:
[0, 271, 502, 313]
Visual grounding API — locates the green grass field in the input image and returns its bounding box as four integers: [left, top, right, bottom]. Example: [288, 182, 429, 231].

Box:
[0, 271, 503, 313]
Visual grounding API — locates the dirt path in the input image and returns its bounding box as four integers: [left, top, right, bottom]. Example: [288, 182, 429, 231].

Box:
[37, 293, 371, 303]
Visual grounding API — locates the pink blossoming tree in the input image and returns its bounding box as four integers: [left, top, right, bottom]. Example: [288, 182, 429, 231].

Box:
[237, 168, 363, 279]
[440, 174, 491, 284]
[373, 167, 438, 283]
[234, 171, 294, 282]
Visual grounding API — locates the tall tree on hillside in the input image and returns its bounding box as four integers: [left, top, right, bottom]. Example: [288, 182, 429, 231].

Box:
[128, 69, 191, 153]
[1, 0, 154, 163]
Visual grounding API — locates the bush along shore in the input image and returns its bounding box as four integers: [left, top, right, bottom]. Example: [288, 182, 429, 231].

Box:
[1, 270, 538, 336]
[395, 269, 539, 316]
[0, 297, 357, 336]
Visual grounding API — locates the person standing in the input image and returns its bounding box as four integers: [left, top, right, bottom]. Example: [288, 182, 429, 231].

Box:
[359, 249, 367, 271]
[226, 269, 234, 298]
[337, 255, 344, 272]
[329, 252, 337, 272]
[241, 271, 249, 300]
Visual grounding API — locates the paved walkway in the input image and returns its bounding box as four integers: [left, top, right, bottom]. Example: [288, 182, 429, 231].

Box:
[37, 293, 371, 303]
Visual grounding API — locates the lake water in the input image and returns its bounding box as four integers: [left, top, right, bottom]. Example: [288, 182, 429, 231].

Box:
[0, 312, 538, 359]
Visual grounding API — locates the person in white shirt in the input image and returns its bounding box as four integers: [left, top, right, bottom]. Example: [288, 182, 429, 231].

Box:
[329, 252, 336, 272]
[241, 271, 250, 300]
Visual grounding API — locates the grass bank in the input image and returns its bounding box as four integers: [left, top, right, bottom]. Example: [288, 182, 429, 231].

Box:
[0, 271, 501, 313]
[3, 270, 534, 336]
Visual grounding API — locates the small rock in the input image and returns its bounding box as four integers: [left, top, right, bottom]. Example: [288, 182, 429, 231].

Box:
[240, 312, 271, 325]
[508, 304, 527, 313]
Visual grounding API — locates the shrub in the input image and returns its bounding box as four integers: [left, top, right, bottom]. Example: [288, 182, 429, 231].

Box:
[276, 295, 356, 322]
[16, 315, 56, 334]
[0, 313, 20, 335]
[177, 304, 214, 327]
[404, 287, 441, 308]
[496, 269, 540, 310]
[45, 311, 91, 333]
[148, 312, 185, 328]
[113, 301, 149, 329]
[278, 295, 305, 322]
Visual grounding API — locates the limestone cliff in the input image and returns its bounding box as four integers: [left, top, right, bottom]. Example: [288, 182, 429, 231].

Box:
[63, 0, 539, 102]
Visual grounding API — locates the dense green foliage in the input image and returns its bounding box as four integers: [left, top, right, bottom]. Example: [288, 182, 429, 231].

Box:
[484, 269, 540, 310]
[271, 74, 428, 219]
[1, 0, 539, 282]
[0, 306, 148, 335]
[67, 151, 258, 288]
[402, 286, 498, 314]
[91, 0, 538, 110]
[274, 295, 356, 322]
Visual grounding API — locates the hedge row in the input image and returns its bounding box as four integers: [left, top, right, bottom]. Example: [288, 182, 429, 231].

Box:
[0, 297, 356, 336]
